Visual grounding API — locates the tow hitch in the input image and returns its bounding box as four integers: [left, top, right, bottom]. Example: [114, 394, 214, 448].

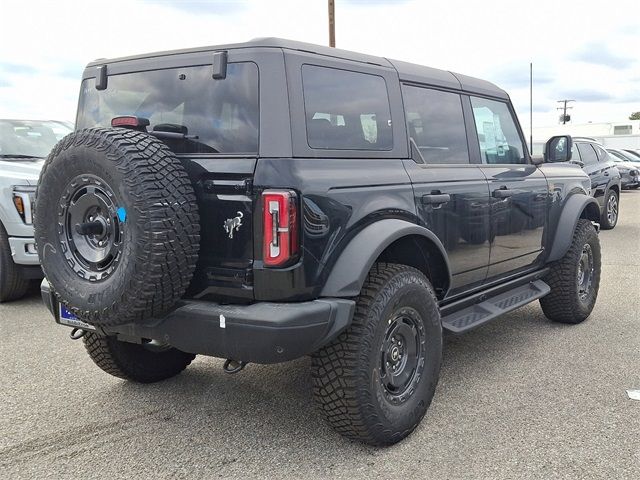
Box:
[69, 328, 87, 340]
[223, 359, 248, 374]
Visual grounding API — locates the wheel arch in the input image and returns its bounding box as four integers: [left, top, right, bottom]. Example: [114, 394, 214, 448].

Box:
[547, 194, 600, 263]
[320, 219, 451, 299]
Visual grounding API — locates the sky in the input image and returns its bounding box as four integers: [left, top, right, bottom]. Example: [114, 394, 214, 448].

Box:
[0, 0, 638, 129]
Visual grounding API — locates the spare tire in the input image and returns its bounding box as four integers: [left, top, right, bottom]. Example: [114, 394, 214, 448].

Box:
[34, 128, 200, 327]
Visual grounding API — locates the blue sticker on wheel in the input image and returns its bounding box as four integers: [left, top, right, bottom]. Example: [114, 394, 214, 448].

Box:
[117, 207, 127, 222]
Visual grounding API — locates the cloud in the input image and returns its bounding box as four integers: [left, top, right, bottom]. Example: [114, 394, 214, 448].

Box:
[0, 79, 10, 88]
[559, 89, 613, 103]
[57, 64, 85, 80]
[487, 64, 554, 89]
[0, 62, 38, 75]
[143, 0, 248, 15]
[341, 0, 412, 5]
[571, 43, 636, 69]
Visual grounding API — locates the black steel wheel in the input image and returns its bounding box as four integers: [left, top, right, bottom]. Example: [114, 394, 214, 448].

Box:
[312, 263, 442, 446]
[379, 307, 426, 404]
[59, 175, 124, 281]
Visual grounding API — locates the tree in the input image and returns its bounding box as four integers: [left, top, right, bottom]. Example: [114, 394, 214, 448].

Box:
[630, 112, 640, 120]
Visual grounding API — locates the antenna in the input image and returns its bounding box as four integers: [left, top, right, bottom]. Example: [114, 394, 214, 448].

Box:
[530, 62, 533, 153]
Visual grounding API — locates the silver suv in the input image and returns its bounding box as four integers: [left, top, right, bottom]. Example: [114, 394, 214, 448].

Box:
[0, 119, 72, 301]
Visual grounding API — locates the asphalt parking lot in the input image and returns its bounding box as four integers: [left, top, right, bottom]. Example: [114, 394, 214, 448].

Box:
[1, 191, 639, 480]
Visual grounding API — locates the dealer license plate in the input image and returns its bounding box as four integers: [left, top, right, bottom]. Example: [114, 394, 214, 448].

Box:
[59, 304, 95, 331]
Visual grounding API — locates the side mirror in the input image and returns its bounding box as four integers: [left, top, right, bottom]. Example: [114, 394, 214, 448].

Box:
[544, 135, 573, 163]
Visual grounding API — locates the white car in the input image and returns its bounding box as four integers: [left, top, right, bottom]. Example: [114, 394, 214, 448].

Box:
[0, 119, 72, 301]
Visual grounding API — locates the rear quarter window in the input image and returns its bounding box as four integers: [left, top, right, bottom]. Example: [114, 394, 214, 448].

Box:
[301, 65, 393, 151]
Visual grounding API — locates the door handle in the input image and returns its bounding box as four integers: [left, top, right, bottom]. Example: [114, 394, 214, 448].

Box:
[492, 188, 514, 199]
[422, 193, 451, 205]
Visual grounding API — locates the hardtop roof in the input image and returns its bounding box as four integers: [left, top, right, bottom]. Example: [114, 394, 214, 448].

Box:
[86, 37, 508, 99]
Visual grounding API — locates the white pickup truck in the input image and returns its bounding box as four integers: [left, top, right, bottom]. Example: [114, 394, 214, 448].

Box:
[0, 119, 72, 301]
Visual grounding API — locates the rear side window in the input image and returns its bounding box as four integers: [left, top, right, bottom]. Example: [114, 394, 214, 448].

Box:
[576, 143, 598, 165]
[470, 97, 526, 164]
[402, 85, 469, 164]
[76, 63, 259, 154]
[302, 65, 393, 150]
[593, 144, 609, 161]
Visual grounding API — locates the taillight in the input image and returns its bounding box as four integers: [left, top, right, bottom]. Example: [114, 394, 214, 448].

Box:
[262, 190, 299, 267]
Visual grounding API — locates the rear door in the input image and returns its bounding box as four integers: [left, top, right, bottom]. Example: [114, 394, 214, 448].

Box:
[401, 85, 491, 295]
[469, 96, 549, 279]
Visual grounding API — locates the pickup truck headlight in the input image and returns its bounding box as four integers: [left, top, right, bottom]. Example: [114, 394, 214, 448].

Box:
[12, 185, 36, 224]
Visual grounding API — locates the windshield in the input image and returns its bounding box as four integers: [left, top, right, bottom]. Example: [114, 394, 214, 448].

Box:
[76, 62, 259, 155]
[0, 120, 72, 158]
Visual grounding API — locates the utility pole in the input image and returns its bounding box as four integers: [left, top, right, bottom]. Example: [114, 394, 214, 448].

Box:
[557, 99, 575, 125]
[328, 0, 336, 47]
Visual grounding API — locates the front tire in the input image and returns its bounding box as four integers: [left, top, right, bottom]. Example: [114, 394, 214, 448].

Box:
[0, 223, 29, 302]
[83, 332, 195, 383]
[312, 263, 442, 446]
[600, 189, 619, 229]
[540, 219, 601, 324]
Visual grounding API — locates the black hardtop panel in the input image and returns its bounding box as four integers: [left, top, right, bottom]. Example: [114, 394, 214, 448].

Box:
[83, 37, 507, 100]
[86, 37, 392, 69]
[389, 58, 508, 99]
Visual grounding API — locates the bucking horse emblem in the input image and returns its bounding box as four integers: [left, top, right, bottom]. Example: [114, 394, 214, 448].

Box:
[223, 211, 244, 239]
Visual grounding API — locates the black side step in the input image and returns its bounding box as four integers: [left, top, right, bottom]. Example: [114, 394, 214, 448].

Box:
[441, 280, 550, 333]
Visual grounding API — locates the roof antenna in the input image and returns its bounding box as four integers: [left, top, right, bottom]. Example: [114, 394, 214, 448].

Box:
[530, 62, 533, 154]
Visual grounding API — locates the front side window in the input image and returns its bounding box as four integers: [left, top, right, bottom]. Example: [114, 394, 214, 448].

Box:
[302, 65, 393, 150]
[402, 85, 469, 164]
[470, 97, 525, 164]
[76, 63, 259, 154]
[571, 143, 582, 163]
[576, 143, 598, 165]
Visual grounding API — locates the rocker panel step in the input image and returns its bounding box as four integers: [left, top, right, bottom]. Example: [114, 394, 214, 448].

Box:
[441, 279, 550, 333]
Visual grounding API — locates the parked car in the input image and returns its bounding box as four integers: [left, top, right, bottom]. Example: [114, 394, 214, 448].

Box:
[623, 149, 640, 160]
[607, 148, 640, 164]
[606, 149, 640, 189]
[0, 119, 73, 301]
[567, 138, 622, 229]
[36, 39, 602, 446]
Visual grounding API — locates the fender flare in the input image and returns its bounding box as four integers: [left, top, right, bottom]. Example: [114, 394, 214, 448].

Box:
[320, 219, 451, 297]
[547, 194, 600, 262]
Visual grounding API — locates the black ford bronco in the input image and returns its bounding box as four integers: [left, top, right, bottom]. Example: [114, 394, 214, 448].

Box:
[36, 38, 602, 446]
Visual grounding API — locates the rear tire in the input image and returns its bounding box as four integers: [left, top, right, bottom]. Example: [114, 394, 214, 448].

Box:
[0, 224, 29, 302]
[540, 219, 601, 324]
[600, 189, 618, 229]
[312, 263, 442, 446]
[83, 332, 195, 383]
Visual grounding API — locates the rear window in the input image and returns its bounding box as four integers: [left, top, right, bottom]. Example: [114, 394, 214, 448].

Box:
[302, 65, 393, 151]
[76, 63, 259, 154]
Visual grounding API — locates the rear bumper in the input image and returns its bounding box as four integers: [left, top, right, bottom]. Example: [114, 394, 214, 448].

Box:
[41, 280, 355, 364]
